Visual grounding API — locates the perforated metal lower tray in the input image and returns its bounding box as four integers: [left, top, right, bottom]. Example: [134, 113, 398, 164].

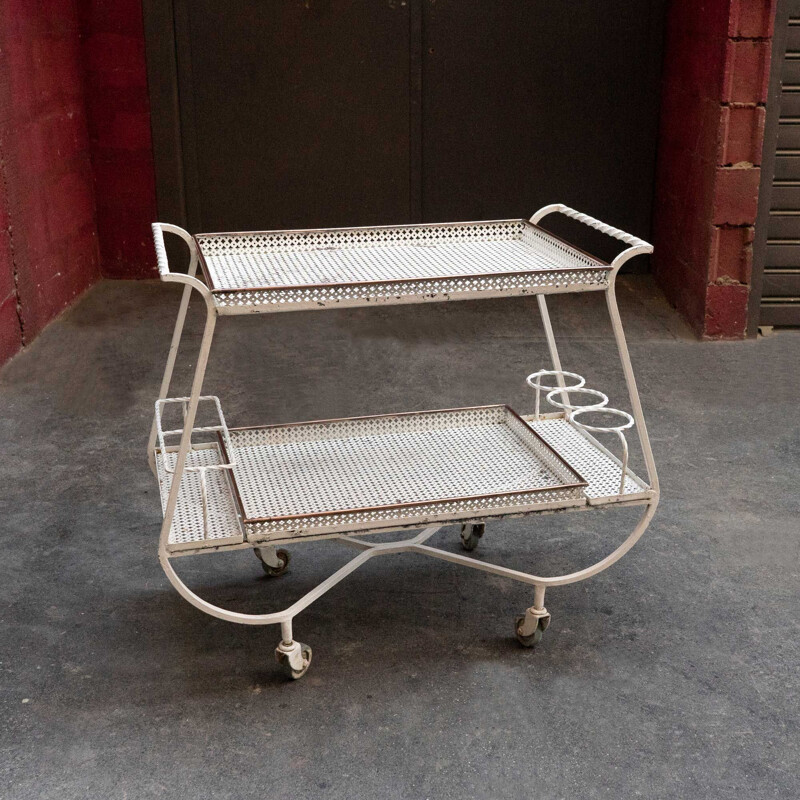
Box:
[220, 405, 588, 540]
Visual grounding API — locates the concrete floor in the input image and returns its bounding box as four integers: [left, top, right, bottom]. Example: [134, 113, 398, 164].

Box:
[1, 276, 798, 799]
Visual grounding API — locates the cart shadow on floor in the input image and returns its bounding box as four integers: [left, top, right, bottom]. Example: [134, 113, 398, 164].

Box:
[105, 530, 669, 697]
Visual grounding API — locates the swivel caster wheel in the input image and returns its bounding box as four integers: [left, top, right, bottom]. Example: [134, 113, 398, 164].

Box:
[275, 641, 312, 680]
[460, 523, 485, 552]
[254, 547, 290, 577]
[515, 612, 551, 648]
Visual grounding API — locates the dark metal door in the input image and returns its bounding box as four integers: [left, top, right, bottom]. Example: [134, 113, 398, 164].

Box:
[168, 0, 413, 232]
[144, 0, 665, 255]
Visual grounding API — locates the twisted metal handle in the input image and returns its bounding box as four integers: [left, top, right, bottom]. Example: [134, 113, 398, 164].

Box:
[152, 223, 170, 276]
[530, 204, 652, 251]
[151, 222, 198, 277]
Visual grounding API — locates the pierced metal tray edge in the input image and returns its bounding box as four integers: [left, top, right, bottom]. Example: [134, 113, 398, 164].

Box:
[217, 404, 589, 527]
[193, 218, 610, 295]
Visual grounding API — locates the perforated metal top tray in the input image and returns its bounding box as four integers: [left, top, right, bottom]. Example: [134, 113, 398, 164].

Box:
[195, 219, 610, 314]
[219, 405, 588, 538]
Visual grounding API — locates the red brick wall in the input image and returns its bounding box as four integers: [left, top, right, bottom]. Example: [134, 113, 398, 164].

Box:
[652, 0, 776, 338]
[80, 0, 158, 279]
[0, 0, 159, 368]
[0, 0, 101, 361]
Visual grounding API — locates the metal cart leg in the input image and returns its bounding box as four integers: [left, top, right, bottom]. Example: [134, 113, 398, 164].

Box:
[515, 584, 551, 647]
[275, 620, 312, 680]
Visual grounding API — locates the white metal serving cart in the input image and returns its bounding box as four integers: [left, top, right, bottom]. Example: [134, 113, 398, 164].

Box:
[148, 204, 659, 679]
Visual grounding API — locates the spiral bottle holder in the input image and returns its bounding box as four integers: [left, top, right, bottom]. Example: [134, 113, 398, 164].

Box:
[527, 370, 636, 497]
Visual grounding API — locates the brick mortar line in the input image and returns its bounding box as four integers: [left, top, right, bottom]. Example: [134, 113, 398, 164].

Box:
[710, 278, 747, 287]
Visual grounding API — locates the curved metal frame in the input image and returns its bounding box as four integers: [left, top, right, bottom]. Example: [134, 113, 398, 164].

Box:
[148, 206, 660, 649]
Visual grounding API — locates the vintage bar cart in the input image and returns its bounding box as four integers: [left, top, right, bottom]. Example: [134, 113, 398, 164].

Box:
[148, 204, 659, 679]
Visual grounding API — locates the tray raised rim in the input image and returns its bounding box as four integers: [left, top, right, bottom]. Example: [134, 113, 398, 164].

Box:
[218, 404, 589, 525]
[193, 219, 610, 296]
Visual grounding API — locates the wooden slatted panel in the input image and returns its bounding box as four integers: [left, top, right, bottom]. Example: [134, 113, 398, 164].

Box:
[766, 243, 800, 266]
[762, 13, 800, 324]
[771, 181, 800, 209]
[779, 89, 800, 116]
[759, 299, 800, 325]
[767, 211, 800, 237]
[770, 183, 800, 207]
[773, 155, 800, 179]
[762, 270, 800, 296]
[776, 121, 800, 149]
[787, 22, 800, 51]
[782, 54, 800, 83]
